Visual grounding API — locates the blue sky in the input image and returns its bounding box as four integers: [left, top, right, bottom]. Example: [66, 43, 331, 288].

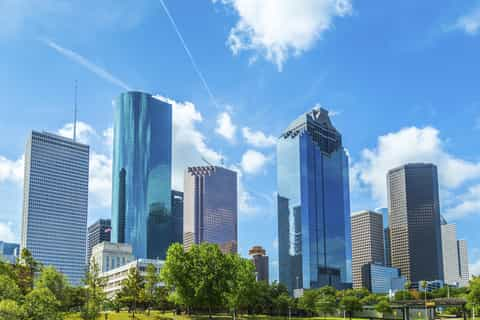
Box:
[1, 0, 480, 280]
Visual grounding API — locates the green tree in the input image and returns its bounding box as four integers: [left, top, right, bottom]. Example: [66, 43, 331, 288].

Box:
[15, 248, 41, 295]
[274, 293, 293, 316]
[316, 292, 337, 320]
[23, 287, 62, 320]
[375, 299, 392, 319]
[118, 267, 144, 318]
[226, 254, 256, 317]
[468, 276, 480, 318]
[0, 274, 22, 301]
[298, 289, 320, 315]
[142, 263, 159, 315]
[36, 266, 70, 310]
[0, 299, 25, 320]
[361, 294, 380, 306]
[340, 294, 362, 320]
[394, 290, 414, 301]
[81, 260, 106, 320]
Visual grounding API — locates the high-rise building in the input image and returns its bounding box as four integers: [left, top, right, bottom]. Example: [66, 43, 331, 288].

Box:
[351, 211, 385, 289]
[277, 107, 351, 292]
[441, 222, 461, 285]
[90, 242, 134, 273]
[87, 219, 111, 265]
[249, 246, 269, 282]
[457, 240, 469, 287]
[111, 92, 173, 260]
[21, 131, 89, 285]
[361, 263, 406, 294]
[183, 166, 238, 254]
[387, 163, 443, 282]
[171, 190, 184, 244]
[376, 207, 392, 267]
[0, 241, 19, 264]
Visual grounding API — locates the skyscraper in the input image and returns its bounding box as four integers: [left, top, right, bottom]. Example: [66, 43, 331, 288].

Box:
[87, 219, 111, 265]
[387, 163, 443, 282]
[277, 107, 351, 292]
[376, 207, 392, 267]
[249, 246, 269, 282]
[441, 221, 461, 285]
[351, 211, 385, 288]
[171, 190, 184, 244]
[0, 241, 20, 264]
[457, 240, 469, 287]
[183, 166, 238, 254]
[111, 92, 173, 260]
[21, 131, 89, 285]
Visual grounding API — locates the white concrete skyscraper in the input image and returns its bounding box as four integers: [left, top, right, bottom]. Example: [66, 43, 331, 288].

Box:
[441, 222, 461, 285]
[21, 131, 89, 285]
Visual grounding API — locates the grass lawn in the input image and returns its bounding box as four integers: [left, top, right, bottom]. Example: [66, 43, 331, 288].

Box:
[65, 312, 364, 320]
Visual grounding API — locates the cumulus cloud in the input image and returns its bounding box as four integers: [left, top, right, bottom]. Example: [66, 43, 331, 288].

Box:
[215, 111, 237, 142]
[213, 0, 353, 70]
[444, 185, 480, 220]
[229, 165, 259, 216]
[0, 155, 24, 184]
[241, 149, 270, 175]
[242, 127, 276, 148]
[455, 6, 480, 35]
[0, 222, 17, 242]
[57, 121, 97, 144]
[352, 126, 480, 206]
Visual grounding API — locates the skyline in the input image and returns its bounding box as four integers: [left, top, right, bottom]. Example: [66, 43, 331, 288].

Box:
[1, 0, 480, 281]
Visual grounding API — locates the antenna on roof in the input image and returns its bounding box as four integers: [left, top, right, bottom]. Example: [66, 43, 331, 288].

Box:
[73, 80, 78, 142]
[201, 156, 214, 167]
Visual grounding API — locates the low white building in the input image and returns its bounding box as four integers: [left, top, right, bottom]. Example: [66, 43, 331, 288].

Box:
[90, 242, 134, 273]
[99, 259, 164, 299]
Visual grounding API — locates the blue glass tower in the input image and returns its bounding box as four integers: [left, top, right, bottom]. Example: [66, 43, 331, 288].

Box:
[277, 107, 352, 292]
[111, 92, 173, 260]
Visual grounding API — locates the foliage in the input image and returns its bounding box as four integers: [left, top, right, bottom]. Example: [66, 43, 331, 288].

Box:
[375, 299, 392, 319]
[226, 254, 257, 314]
[36, 266, 70, 310]
[316, 291, 337, 319]
[0, 274, 22, 301]
[468, 276, 480, 308]
[298, 289, 320, 315]
[340, 294, 362, 320]
[15, 248, 41, 295]
[142, 263, 163, 315]
[118, 266, 144, 318]
[0, 299, 25, 320]
[23, 287, 62, 320]
[81, 260, 106, 320]
[394, 290, 414, 301]
[360, 294, 380, 306]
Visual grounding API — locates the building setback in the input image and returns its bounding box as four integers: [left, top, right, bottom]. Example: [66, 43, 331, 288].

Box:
[111, 92, 173, 260]
[87, 219, 111, 265]
[21, 131, 89, 285]
[277, 107, 351, 292]
[249, 246, 269, 283]
[387, 163, 444, 282]
[351, 211, 385, 289]
[183, 166, 238, 254]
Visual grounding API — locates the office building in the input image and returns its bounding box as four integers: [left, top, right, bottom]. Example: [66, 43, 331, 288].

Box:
[249, 246, 269, 282]
[99, 259, 164, 299]
[0, 241, 19, 264]
[87, 219, 111, 265]
[441, 222, 461, 285]
[171, 190, 184, 244]
[457, 240, 469, 287]
[21, 131, 89, 285]
[376, 207, 392, 267]
[277, 107, 351, 292]
[90, 242, 134, 273]
[111, 92, 173, 260]
[387, 163, 443, 283]
[351, 211, 385, 289]
[184, 166, 238, 254]
[361, 263, 406, 294]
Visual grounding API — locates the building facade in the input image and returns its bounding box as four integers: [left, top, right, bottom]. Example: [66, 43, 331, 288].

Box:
[441, 222, 461, 285]
[99, 259, 164, 299]
[183, 166, 238, 254]
[21, 131, 89, 285]
[351, 211, 385, 289]
[171, 190, 184, 244]
[0, 241, 19, 264]
[361, 264, 406, 294]
[249, 246, 269, 282]
[277, 108, 351, 292]
[111, 92, 173, 260]
[376, 208, 392, 267]
[87, 219, 111, 265]
[387, 163, 444, 283]
[90, 242, 134, 273]
[457, 240, 469, 287]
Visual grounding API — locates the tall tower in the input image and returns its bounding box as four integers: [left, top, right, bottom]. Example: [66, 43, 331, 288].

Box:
[21, 131, 89, 285]
[87, 219, 111, 265]
[111, 92, 173, 260]
[277, 107, 351, 292]
[387, 163, 443, 282]
[457, 240, 470, 287]
[351, 211, 385, 288]
[183, 166, 238, 254]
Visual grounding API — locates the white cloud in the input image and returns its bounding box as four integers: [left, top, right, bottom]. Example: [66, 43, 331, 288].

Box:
[213, 0, 353, 70]
[215, 111, 237, 142]
[444, 184, 480, 220]
[0, 222, 16, 243]
[0, 155, 24, 184]
[242, 127, 276, 148]
[57, 121, 97, 144]
[352, 126, 480, 206]
[241, 149, 269, 175]
[89, 152, 113, 208]
[455, 6, 480, 35]
[229, 164, 259, 216]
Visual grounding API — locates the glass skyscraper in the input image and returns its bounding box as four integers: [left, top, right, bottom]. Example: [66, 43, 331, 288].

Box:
[21, 131, 89, 285]
[111, 91, 173, 260]
[277, 107, 351, 292]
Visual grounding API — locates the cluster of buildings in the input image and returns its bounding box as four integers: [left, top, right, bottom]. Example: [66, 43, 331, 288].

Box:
[2, 91, 469, 296]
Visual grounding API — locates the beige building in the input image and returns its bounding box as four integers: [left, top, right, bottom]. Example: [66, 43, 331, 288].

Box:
[90, 242, 134, 273]
[351, 210, 385, 288]
[99, 259, 164, 299]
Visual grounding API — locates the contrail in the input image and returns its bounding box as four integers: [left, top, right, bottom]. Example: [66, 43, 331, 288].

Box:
[40, 38, 132, 91]
[159, 0, 220, 109]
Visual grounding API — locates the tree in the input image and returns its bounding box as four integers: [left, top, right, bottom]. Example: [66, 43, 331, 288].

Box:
[0, 274, 22, 301]
[81, 260, 106, 320]
[394, 290, 414, 301]
[36, 266, 70, 310]
[298, 289, 320, 315]
[0, 299, 25, 320]
[361, 294, 380, 306]
[226, 254, 256, 317]
[376, 300, 392, 319]
[15, 248, 41, 295]
[23, 287, 62, 320]
[316, 292, 337, 320]
[118, 266, 144, 318]
[468, 276, 480, 318]
[340, 294, 362, 320]
[142, 263, 160, 315]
